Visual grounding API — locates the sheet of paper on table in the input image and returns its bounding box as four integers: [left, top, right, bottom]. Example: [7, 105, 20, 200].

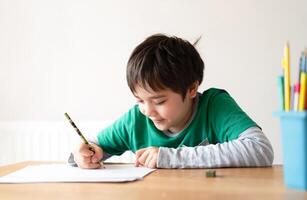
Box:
[0, 164, 156, 183]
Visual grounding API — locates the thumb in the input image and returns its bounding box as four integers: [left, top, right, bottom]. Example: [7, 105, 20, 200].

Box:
[90, 144, 103, 163]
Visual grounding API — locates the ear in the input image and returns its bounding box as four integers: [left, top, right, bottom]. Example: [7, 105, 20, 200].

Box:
[188, 81, 199, 98]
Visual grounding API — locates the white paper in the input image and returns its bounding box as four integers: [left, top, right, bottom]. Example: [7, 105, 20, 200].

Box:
[0, 164, 156, 183]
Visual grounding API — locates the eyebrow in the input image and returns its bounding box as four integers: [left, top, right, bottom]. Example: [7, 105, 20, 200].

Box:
[134, 94, 166, 100]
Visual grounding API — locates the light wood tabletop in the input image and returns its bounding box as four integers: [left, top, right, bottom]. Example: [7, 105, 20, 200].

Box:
[0, 161, 306, 200]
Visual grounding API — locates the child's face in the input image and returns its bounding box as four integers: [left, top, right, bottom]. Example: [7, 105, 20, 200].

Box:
[134, 86, 197, 133]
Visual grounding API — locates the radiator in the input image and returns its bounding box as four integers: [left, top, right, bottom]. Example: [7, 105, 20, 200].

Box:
[0, 121, 135, 166]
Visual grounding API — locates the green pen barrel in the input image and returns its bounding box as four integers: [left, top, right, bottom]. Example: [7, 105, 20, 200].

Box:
[275, 111, 307, 190]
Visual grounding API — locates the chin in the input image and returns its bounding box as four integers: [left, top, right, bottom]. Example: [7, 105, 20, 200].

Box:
[154, 124, 169, 131]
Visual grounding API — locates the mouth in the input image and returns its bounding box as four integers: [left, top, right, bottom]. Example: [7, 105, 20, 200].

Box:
[151, 119, 164, 124]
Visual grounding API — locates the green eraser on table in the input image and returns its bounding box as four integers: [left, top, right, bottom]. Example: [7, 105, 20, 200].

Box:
[206, 170, 216, 177]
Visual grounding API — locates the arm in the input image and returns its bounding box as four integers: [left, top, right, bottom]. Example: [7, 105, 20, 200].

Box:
[68, 108, 138, 167]
[157, 126, 274, 168]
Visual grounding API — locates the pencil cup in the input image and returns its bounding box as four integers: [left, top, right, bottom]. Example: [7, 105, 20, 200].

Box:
[275, 111, 307, 190]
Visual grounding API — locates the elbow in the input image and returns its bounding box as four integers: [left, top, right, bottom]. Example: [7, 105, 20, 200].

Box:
[255, 139, 274, 167]
[245, 138, 274, 167]
[265, 141, 274, 166]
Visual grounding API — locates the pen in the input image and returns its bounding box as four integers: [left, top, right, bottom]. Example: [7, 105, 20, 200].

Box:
[64, 112, 95, 153]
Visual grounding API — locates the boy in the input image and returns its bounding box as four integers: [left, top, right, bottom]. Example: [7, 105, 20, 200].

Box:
[70, 34, 273, 169]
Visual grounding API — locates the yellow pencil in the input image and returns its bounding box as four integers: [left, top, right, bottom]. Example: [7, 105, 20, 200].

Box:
[282, 42, 291, 111]
[64, 113, 104, 168]
[299, 72, 307, 111]
[64, 113, 94, 152]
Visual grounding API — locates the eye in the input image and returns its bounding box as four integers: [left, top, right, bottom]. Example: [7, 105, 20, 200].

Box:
[136, 99, 144, 104]
[155, 100, 166, 105]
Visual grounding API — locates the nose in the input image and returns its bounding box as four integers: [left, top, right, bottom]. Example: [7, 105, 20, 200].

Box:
[143, 103, 155, 117]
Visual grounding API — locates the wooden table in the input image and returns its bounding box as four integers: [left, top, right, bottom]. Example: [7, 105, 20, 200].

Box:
[0, 161, 306, 200]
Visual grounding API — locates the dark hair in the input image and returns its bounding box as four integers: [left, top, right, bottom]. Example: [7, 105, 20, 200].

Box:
[126, 34, 204, 99]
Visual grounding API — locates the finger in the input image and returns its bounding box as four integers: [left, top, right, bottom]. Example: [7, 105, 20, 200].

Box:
[145, 150, 157, 168]
[135, 151, 147, 167]
[91, 144, 103, 163]
[135, 148, 148, 167]
[79, 144, 94, 157]
[79, 155, 91, 164]
[148, 155, 157, 169]
[135, 148, 147, 158]
[135, 161, 141, 167]
[78, 161, 101, 169]
[144, 155, 152, 167]
[73, 152, 87, 165]
[73, 149, 91, 164]
[137, 149, 151, 166]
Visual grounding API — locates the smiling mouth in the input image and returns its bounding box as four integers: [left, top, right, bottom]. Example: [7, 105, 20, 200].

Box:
[152, 119, 164, 123]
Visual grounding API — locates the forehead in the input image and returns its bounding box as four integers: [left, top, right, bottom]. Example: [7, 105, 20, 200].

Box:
[133, 86, 176, 99]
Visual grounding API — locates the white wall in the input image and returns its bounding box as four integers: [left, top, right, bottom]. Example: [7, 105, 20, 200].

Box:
[1, 0, 307, 164]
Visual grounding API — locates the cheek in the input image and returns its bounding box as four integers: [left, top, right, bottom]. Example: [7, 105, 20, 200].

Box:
[165, 101, 187, 118]
[158, 104, 177, 118]
[138, 105, 145, 114]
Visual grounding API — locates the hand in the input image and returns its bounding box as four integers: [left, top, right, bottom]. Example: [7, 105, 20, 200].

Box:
[73, 143, 103, 169]
[135, 147, 159, 169]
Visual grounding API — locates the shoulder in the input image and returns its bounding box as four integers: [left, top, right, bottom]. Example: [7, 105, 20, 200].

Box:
[199, 88, 232, 106]
[116, 104, 146, 125]
[199, 87, 246, 115]
[99, 104, 146, 139]
[202, 87, 228, 96]
[198, 88, 259, 141]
